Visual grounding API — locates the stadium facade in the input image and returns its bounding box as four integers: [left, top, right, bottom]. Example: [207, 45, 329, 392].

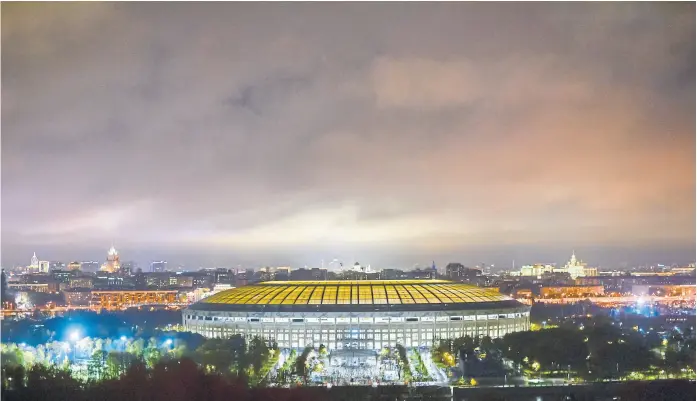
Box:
[183, 280, 530, 350]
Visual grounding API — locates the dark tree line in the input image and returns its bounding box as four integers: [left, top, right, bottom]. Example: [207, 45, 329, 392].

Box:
[435, 317, 694, 380]
[1, 358, 329, 401]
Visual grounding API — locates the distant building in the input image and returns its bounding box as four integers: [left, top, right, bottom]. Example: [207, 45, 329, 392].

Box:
[101, 246, 121, 273]
[29, 252, 39, 272]
[274, 267, 291, 281]
[91, 290, 180, 311]
[445, 263, 481, 280]
[290, 268, 313, 281]
[516, 252, 597, 280]
[561, 252, 598, 279]
[94, 272, 123, 289]
[182, 272, 213, 288]
[520, 264, 554, 277]
[51, 270, 74, 284]
[671, 266, 696, 276]
[49, 261, 66, 271]
[184, 287, 212, 304]
[134, 269, 147, 289]
[213, 268, 234, 284]
[540, 285, 604, 298]
[1, 270, 9, 303]
[69, 276, 94, 289]
[478, 264, 493, 276]
[80, 261, 101, 272]
[631, 284, 696, 297]
[38, 261, 50, 274]
[121, 261, 136, 276]
[311, 268, 328, 280]
[63, 288, 92, 306]
[151, 261, 167, 273]
[168, 274, 194, 288]
[8, 282, 59, 293]
[380, 269, 407, 280]
[145, 273, 171, 289]
[407, 268, 436, 279]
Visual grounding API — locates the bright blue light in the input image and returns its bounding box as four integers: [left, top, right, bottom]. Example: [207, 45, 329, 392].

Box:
[70, 330, 81, 342]
[164, 339, 173, 346]
[120, 336, 127, 341]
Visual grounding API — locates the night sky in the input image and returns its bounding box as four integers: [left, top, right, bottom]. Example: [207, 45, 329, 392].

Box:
[2, 3, 695, 269]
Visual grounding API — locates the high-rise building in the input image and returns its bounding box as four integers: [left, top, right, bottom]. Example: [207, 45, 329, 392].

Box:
[101, 246, 121, 273]
[68, 261, 81, 271]
[1, 269, 9, 303]
[28, 252, 39, 272]
[38, 261, 50, 273]
[559, 251, 598, 279]
[151, 261, 167, 272]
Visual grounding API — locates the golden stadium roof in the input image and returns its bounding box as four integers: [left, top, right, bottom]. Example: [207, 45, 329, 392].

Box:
[190, 280, 520, 312]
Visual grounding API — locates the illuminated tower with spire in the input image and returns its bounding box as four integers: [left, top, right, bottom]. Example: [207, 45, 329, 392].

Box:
[101, 245, 121, 273]
[28, 252, 39, 273]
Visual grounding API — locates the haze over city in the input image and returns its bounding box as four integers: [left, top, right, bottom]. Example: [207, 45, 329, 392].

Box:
[2, 3, 695, 269]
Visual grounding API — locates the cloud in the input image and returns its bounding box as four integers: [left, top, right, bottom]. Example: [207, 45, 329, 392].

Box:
[372, 57, 480, 110]
[1, 3, 694, 267]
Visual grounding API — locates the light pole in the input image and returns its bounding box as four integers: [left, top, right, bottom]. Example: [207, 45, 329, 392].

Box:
[567, 364, 571, 382]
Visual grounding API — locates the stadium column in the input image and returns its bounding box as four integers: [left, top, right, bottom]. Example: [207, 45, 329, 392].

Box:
[388, 318, 392, 347]
[431, 318, 435, 347]
[447, 317, 450, 341]
[304, 318, 308, 348]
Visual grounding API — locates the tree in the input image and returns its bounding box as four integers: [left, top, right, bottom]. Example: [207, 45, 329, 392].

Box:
[295, 346, 313, 384]
[192, 336, 246, 375]
[143, 347, 162, 369]
[247, 336, 270, 374]
[106, 352, 139, 379]
[88, 350, 108, 381]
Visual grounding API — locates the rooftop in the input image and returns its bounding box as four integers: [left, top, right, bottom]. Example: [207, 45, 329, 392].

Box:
[190, 280, 522, 312]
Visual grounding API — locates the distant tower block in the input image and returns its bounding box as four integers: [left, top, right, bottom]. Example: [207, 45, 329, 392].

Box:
[101, 245, 121, 273]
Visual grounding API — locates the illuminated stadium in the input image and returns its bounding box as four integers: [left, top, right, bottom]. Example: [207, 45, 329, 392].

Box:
[183, 280, 530, 350]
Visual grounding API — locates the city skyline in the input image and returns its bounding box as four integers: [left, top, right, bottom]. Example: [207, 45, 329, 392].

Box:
[5, 246, 694, 273]
[2, 3, 695, 268]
